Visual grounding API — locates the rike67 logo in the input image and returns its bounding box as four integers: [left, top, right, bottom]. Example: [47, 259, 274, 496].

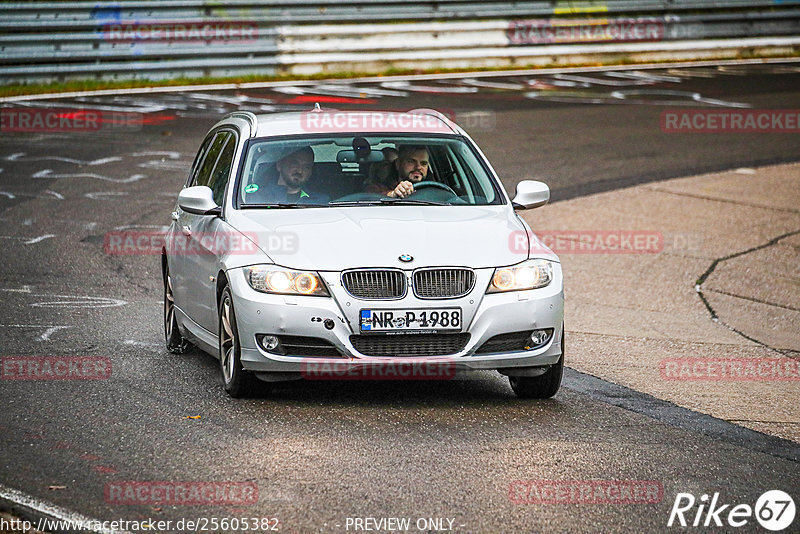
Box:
[668, 490, 795, 531]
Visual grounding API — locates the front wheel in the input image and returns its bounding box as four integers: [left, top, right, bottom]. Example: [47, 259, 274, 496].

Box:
[218, 286, 257, 398]
[508, 332, 564, 399]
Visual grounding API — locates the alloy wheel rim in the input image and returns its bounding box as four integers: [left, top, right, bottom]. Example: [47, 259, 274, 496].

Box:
[164, 275, 175, 340]
[220, 297, 235, 383]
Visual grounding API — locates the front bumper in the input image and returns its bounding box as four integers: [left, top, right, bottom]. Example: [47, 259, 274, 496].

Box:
[227, 265, 564, 374]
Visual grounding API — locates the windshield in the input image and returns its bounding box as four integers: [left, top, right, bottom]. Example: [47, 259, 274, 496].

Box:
[236, 135, 503, 208]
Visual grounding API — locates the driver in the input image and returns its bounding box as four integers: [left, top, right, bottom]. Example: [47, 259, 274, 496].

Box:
[364, 145, 429, 198]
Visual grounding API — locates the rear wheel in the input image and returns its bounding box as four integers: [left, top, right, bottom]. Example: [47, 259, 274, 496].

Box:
[163, 264, 190, 354]
[219, 286, 257, 398]
[508, 331, 564, 399]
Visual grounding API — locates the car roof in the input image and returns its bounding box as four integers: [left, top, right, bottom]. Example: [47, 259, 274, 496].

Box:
[219, 109, 461, 138]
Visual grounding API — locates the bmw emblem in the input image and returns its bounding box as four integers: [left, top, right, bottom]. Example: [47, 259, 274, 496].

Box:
[399, 254, 413, 263]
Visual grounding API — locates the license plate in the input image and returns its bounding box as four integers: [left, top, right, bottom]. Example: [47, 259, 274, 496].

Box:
[359, 308, 462, 332]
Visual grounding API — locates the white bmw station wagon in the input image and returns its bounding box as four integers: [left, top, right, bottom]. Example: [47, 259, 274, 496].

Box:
[163, 108, 564, 398]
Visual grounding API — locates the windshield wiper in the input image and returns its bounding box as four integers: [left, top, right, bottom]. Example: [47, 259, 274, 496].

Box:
[241, 203, 327, 209]
[327, 200, 383, 206]
[328, 199, 447, 207]
[379, 198, 447, 206]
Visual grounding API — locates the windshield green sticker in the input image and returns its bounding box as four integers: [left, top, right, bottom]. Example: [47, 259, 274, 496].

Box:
[244, 183, 259, 193]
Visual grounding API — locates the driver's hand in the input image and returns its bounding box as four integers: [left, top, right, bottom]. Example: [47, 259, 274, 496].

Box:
[390, 181, 414, 198]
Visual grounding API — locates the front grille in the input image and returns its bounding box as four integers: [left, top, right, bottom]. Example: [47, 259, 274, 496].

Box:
[413, 268, 475, 299]
[350, 333, 470, 357]
[260, 335, 343, 357]
[342, 269, 406, 299]
[475, 331, 533, 354]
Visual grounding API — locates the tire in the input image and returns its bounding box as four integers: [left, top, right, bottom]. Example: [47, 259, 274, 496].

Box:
[218, 286, 257, 398]
[508, 331, 564, 399]
[164, 263, 190, 354]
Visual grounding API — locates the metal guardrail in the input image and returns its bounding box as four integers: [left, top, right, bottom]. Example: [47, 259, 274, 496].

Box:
[0, 1, 799, 84]
[2, 1, 799, 25]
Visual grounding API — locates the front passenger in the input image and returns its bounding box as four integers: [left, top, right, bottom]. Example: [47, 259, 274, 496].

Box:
[263, 147, 329, 204]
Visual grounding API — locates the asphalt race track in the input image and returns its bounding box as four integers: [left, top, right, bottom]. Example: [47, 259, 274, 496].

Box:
[0, 61, 799, 533]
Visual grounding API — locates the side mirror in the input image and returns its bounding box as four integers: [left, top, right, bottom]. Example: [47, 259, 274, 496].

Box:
[512, 180, 550, 210]
[178, 186, 221, 216]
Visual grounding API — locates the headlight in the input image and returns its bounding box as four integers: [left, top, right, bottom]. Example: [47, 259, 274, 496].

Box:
[244, 265, 329, 296]
[487, 259, 553, 293]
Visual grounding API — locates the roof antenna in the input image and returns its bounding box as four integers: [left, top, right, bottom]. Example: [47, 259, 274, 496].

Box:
[312, 102, 321, 112]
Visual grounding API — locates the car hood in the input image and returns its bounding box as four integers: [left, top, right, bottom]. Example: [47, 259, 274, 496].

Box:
[226, 206, 557, 271]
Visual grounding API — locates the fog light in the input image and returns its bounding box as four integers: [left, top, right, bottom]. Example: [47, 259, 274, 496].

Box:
[257, 334, 282, 354]
[525, 329, 553, 350]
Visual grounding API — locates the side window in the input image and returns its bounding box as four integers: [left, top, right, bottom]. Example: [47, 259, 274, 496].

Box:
[187, 135, 214, 187]
[207, 134, 236, 206]
[194, 131, 231, 188]
[452, 142, 499, 204]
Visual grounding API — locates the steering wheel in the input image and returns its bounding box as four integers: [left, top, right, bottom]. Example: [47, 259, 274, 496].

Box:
[411, 181, 457, 196]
